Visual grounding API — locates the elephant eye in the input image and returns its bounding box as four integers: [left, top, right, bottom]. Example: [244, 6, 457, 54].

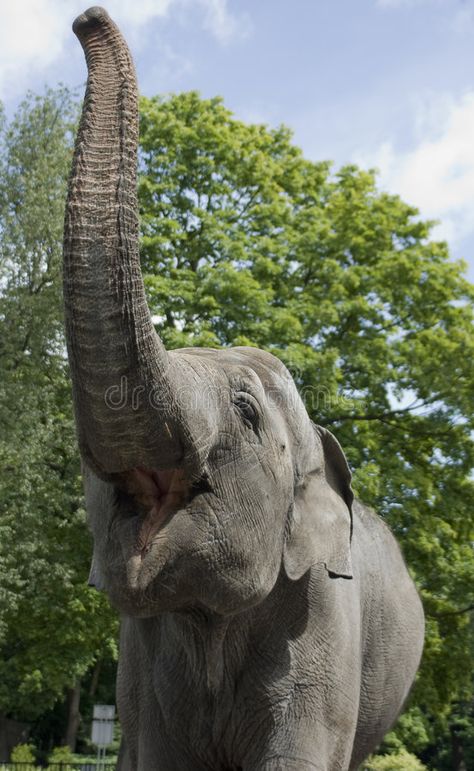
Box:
[233, 393, 260, 433]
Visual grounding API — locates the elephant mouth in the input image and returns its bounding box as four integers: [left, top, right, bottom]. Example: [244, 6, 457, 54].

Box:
[122, 466, 212, 558]
[105, 467, 214, 605]
[121, 467, 188, 557]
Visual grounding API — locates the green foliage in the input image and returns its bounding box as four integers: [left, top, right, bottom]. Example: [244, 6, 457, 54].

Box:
[46, 745, 79, 770]
[47, 745, 76, 762]
[421, 697, 474, 770]
[363, 748, 428, 770]
[72, 754, 117, 766]
[10, 742, 35, 763]
[0, 88, 118, 728]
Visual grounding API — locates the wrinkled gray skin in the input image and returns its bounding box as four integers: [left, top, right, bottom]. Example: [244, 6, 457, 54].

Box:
[63, 8, 424, 770]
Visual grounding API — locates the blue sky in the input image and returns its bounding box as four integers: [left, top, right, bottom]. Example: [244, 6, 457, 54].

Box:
[1, 0, 473, 278]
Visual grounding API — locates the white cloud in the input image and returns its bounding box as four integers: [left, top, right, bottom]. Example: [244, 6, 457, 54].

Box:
[354, 92, 474, 246]
[199, 0, 251, 45]
[113, 0, 175, 23]
[111, 0, 250, 45]
[0, 0, 69, 97]
[0, 0, 249, 99]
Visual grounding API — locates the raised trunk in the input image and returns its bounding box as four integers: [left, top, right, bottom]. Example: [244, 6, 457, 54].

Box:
[63, 7, 183, 475]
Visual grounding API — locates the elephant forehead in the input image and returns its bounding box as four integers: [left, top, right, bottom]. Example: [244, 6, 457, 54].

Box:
[171, 346, 312, 447]
[172, 346, 297, 393]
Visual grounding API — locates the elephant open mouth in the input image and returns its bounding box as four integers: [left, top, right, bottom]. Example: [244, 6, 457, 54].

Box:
[118, 466, 214, 558]
[104, 467, 218, 605]
[123, 467, 191, 557]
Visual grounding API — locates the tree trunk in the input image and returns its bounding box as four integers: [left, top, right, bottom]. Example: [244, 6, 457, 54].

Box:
[89, 658, 102, 697]
[63, 680, 81, 752]
[0, 714, 30, 762]
[450, 722, 467, 771]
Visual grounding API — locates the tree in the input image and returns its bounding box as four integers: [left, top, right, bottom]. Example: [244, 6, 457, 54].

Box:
[139, 92, 474, 757]
[0, 88, 118, 753]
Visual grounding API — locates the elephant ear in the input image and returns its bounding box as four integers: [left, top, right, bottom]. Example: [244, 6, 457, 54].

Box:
[284, 424, 353, 581]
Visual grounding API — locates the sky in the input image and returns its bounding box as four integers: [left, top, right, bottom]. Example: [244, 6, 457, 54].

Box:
[1, 0, 473, 279]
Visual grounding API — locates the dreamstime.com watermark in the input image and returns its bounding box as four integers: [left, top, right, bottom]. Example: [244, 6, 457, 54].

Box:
[103, 374, 362, 416]
[100, 371, 366, 478]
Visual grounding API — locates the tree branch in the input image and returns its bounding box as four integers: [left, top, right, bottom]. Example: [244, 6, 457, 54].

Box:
[430, 604, 474, 619]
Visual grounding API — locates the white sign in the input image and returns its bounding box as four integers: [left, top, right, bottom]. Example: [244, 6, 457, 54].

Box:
[93, 704, 115, 721]
[92, 704, 115, 747]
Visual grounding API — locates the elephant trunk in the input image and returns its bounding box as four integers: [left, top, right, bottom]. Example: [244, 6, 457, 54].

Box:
[63, 7, 184, 476]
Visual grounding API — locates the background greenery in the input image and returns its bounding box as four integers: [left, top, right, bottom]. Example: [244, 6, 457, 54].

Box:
[0, 87, 472, 768]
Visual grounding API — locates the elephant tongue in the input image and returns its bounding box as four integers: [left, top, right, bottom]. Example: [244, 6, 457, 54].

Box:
[125, 467, 189, 556]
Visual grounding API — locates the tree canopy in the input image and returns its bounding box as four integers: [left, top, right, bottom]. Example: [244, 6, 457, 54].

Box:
[0, 89, 118, 750]
[0, 86, 472, 766]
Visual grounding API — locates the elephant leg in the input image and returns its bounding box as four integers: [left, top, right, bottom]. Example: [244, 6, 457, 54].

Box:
[117, 738, 133, 771]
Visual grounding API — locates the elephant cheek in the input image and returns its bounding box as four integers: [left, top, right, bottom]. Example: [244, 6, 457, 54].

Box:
[125, 548, 170, 593]
[119, 512, 178, 593]
[190, 535, 283, 614]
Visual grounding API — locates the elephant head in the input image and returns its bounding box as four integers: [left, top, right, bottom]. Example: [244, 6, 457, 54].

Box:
[64, 7, 353, 619]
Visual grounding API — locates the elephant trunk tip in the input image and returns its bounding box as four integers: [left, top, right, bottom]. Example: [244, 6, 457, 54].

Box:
[73, 6, 110, 38]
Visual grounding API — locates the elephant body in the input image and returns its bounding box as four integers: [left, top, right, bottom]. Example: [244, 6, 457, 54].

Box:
[87, 486, 422, 771]
[65, 9, 424, 770]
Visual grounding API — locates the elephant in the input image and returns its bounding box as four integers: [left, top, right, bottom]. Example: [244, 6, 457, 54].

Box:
[63, 7, 425, 770]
